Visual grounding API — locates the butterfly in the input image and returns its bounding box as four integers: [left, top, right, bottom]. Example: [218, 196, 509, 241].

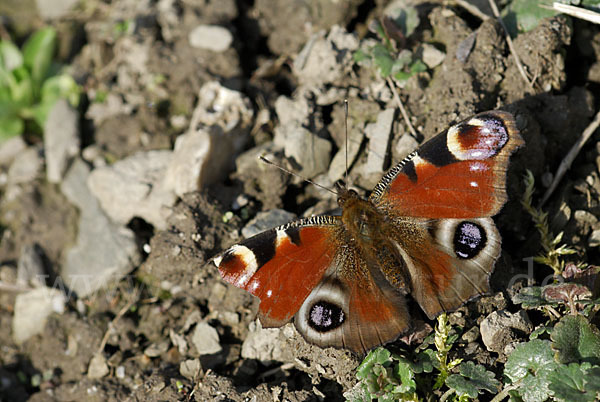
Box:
[212, 110, 524, 354]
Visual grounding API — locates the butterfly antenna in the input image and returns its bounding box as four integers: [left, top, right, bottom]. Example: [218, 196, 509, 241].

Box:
[344, 99, 349, 190]
[259, 155, 338, 196]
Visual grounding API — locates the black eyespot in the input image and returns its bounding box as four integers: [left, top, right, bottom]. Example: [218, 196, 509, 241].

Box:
[308, 301, 345, 332]
[454, 221, 486, 259]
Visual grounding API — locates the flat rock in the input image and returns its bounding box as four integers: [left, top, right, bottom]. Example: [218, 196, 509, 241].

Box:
[17, 244, 47, 287]
[165, 82, 253, 192]
[3, 146, 43, 203]
[166, 128, 225, 196]
[364, 108, 395, 175]
[88, 150, 176, 230]
[87, 353, 109, 379]
[188, 25, 233, 52]
[480, 310, 532, 353]
[61, 159, 141, 297]
[293, 26, 358, 98]
[328, 127, 364, 182]
[6, 146, 43, 186]
[241, 320, 294, 363]
[395, 133, 419, 161]
[44, 99, 80, 183]
[419, 43, 446, 68]
[241, 209, 297, 238]
[0, 136, 26, 166]
[274, 125, 332, 178]
[191, 322, 222, 355]
[12, 287, 66, 344]
[35, 0, 79, 19]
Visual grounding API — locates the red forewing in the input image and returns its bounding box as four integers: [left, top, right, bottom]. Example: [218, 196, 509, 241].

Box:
[370, 111, 523, 219]
[216, 216, 341, 327]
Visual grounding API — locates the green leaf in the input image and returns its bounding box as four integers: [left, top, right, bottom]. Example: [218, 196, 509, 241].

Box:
[40, 74, 80, 107]
[0, 114, 24, 142]
[408, 348, 436, 373]
[502, 0, 558, 36]
[394, 360, 416, 393]
[0, 40, 23, 72]
[459, 361, 500, 393]
[446, 374, 478, 398]
[353, 48, 370, 63]
[356, 347, 391, 379]
[551, 315, 600, 365]
[410, 59, 427, 73]
[388, 6, 420, 37]
[23, 27, 57, 92]
[513, 286, 557, 308]
[504, 339, 558, 402]
[372, 44, 394, 78]
[548, 363, 600, 402]
[10, 66, 34, 106]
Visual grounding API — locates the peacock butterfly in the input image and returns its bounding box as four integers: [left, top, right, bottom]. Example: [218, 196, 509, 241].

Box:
[212, 110, 524, 354]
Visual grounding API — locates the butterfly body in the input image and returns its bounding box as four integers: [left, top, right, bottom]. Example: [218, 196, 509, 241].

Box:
[213, 110, 524, 354]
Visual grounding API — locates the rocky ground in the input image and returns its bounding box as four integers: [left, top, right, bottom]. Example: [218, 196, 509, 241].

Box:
[0, 0, 599, 401]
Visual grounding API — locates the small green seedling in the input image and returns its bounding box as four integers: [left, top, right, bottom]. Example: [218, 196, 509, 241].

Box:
[0, 27, 80, 143]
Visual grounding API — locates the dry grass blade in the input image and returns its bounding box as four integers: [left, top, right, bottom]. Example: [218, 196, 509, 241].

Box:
[541, 108, 600, 206]
[488, 0, 535, 90]
[553, 2, 600, 25]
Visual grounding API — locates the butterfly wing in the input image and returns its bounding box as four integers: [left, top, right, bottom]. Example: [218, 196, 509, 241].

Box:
[214, 215, 410, 354]
[370, 111, 523, 318]
[370, 111, 524, 219]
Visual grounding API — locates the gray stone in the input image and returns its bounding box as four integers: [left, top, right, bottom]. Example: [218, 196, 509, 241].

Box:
[180, 359, 202, 381]
[241, 320, 294, 362]
[419, 43, 446, 69]
[293, 26, 358, 98]
[328, 127, 364, 182]
[85, 93, 134, 126]
[165, 82, 252, 191]
[395, 133, 419, 161]
[165, 128, 222, 196]
[144, 341, 169, 357]
[191, 322, 222, 355]
[6, 146, 43, 186]
[241, 209, 297, 238]
[275, 125, 332, 178]
[44, 99, 80, 183]
[35, 0, 80, 19]
[3, 146, 43, 203]
[17, 244, 46, 287]
[87, 353, 109, 379]
[88, 150, 176, 230]
[60, 159, 141, 297]
[480, 310, 532, 353]
[274, 95, 309, 128]
[12, 287, 66, 344]
[0, 136, 26, 166]
[364, 108, 395, 175]
[188, 25, 233, 52]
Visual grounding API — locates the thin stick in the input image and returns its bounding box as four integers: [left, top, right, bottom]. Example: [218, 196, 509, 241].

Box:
[541, 108, 600, 206]
[386, 76, 418, 137]
[553, 2, 600, 24]
[98, 289, 140, 353]
[259, 156, 338, 196]
[452, 0, 490, 21]
[488, 0, 534, 90]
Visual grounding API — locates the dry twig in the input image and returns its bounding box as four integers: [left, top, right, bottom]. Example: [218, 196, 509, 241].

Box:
[488, 0, 535, 90]
[553, 2, 600, 25]
[541, 108, 600, 206]
[386, 76, 418, 137]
